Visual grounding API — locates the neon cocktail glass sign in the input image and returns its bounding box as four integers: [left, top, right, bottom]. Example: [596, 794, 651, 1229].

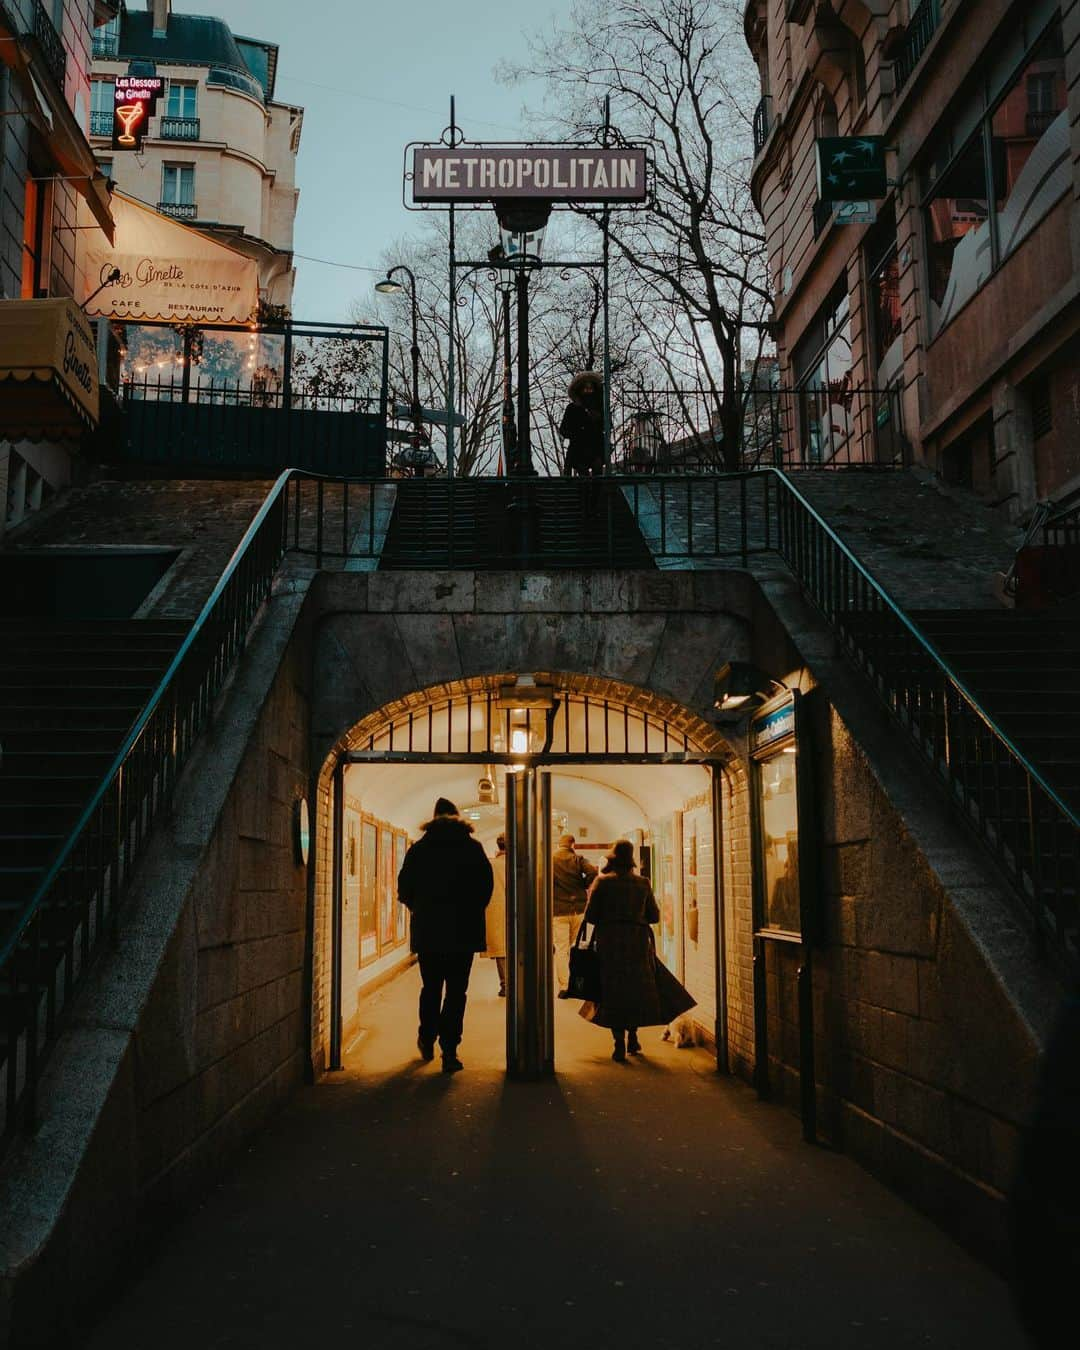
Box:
[114, 103, 145, 146]
[112, 76, 163, 151]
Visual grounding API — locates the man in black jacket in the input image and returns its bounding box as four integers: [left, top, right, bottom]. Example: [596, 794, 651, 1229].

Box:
[397, 797, 494, 1073]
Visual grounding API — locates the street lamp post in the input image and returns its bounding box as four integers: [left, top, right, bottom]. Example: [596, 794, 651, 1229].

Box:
[375, 265, 424, 473]
[487, 245, 516, 473]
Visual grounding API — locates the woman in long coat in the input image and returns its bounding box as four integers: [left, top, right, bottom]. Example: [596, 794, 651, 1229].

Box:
[559, 372, 604, 477]
[484, 834, 507, 996]
[581, 839, 694, 1061]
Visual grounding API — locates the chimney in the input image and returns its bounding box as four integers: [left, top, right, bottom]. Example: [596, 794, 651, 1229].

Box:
[149, 0, 171, 38]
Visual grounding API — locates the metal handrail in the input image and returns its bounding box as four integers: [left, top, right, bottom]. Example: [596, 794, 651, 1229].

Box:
[4, 466, 1077, 1143]
[0, 470, 292, 974]
[769, 470, 1078, 828]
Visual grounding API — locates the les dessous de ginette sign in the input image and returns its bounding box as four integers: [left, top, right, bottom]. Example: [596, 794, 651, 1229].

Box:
[412, 146, 648, 203]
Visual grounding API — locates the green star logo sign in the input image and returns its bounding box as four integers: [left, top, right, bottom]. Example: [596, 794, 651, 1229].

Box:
[815, 136, 887, 204]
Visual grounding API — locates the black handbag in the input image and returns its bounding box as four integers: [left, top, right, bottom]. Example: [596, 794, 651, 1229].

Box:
[567, 922, 602, 1001]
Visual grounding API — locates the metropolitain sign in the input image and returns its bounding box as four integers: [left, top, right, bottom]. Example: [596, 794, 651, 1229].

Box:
[411, 146, 648, 203]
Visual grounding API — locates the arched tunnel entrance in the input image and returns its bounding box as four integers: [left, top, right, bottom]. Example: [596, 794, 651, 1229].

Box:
[317, 673, 754, 1082]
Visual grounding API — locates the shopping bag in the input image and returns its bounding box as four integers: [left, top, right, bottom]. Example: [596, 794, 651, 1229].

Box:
[567, 922, 602, 1001]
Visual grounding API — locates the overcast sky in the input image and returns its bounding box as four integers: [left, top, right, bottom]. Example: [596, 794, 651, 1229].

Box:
[202, 0, 567, 321]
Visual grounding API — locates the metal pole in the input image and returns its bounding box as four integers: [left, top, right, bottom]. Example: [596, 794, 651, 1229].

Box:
[409, 271, 423, 464]
[446, 96, 456, 480]
[711, 765, 730, 1074]
[329, 760, 345, 1071]
[506, 767, 549, 1078]
[502, 286, 515, 471]
[516, 254, 530, 475]
[538, 770, 554, 1075]
[601, 95, 613, 472]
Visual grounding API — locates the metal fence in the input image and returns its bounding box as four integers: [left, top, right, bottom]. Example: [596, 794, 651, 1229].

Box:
[112, 319, 390, 476]
[613, 384, 908, 471]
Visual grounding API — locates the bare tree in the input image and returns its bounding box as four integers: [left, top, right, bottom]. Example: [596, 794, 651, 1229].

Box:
[501, 0, 773, 470]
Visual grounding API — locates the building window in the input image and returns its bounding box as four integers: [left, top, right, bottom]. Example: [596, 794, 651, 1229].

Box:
[852, 39, 867, 112]
[791, 281, 853, 463]
[90, 78, 114, 137]
[866, 211, 902, 383]
[92, 14, 121, 58]
[921, 12, 1067, 334]
[161, 164, 195, 206]
[165, 81, 198, 118]
[1030, 376, 1052, 439]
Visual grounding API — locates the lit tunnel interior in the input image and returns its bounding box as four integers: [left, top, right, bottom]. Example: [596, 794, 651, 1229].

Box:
[337, 759, 718, 1068]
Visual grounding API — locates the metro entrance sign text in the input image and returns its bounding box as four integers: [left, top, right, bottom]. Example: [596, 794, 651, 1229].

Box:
[412, 146, 648, 203]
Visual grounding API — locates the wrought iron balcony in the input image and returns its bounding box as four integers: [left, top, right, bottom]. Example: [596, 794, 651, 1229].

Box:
[752, 95, 773, 156]
[28, 0, 66, 87]
[160, 116, 201, 141]
[89, 110, 112, 138]
[158, 201, 197, 220]
[91, 32, 119, 58]
[893, 0, 941, 94]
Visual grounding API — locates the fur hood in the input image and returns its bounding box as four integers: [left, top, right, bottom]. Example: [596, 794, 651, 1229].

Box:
[419, 814, 476, 839]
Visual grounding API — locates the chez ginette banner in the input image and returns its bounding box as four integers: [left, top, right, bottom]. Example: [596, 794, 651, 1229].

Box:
[81, 192, 258, 324]
[412, 146, 648, 202]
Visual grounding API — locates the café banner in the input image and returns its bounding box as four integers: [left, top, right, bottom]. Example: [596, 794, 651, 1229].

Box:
[81, 191, 258, 324]
[411, 146, 648, 203]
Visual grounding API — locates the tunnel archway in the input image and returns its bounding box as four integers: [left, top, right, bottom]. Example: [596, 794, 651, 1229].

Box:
[311, 672, 755, 1083]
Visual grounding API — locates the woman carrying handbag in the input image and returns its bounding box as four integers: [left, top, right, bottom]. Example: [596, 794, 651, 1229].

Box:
[577, 839, 695, 1062]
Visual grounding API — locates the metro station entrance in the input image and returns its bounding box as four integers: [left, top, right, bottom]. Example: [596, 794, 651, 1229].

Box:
[325, 677, 737, 1080]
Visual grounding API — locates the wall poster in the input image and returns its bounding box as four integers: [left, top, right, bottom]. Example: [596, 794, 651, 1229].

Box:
[359, 821, 379, 965]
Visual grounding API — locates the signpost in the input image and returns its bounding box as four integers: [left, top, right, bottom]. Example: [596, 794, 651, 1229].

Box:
[835, 200, 877, 226]
[112, 74, 163, 152]
[815, 136, 887, 203]
[412, 146, 647, 203]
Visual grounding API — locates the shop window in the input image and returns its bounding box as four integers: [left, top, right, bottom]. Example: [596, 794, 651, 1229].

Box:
[161, 163, 195, 205]
[922, 12, 1067, 334]
[756, 749, 800, 936]
[166, 81, 198, 118]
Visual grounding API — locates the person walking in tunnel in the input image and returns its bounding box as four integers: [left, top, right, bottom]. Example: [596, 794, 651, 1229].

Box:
[581, 839, 695, 1062]
[397, 797, 494, 1073]
[485, 834, 508, 997]
[553, 833, 597, 998]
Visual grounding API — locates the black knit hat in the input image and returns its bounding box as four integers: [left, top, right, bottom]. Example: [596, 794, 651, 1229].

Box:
[434, 796, 458, 817]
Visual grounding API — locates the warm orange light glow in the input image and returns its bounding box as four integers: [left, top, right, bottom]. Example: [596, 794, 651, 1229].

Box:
[115, 103, 145, 146]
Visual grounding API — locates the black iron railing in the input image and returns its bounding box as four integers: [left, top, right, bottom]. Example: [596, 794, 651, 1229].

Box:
[893, 0, 941, 93]
[753, 94, 773, 156]
[91, 32, 119, 58]
[766, 470, 1079, 969]
[1, 481, 289, 1143]
[89, 110, 112, 137]
[160, 116, 200, 141]
[614, 385, 908, 471]
[157, 201, 197, 220]
[3, 467, 1076, 1148]
[1043, 497, 1080, 547]
[29, 0, 66, 86]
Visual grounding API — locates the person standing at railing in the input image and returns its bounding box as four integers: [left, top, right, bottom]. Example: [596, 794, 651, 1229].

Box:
[559, 372, 605, 477]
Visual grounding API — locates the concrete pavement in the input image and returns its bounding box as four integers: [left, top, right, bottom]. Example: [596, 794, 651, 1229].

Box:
[82, 960, 1027, 1350]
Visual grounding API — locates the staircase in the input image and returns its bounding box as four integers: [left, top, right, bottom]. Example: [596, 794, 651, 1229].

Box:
[379, 479, 655, 569]
[907, 605, 1080, 952]
[0, 620, 188, 1000]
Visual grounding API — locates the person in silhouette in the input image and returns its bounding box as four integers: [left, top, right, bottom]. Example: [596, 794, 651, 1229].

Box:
[397, 797, 493, 1073]
[552, 833, 597, 997]
[559, 372, 605, 477]
[485, 834, 508, 996]
[581, 839, 695, 1062]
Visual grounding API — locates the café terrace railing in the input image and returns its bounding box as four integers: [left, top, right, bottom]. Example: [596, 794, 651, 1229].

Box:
[3, 468, 1076, 1147]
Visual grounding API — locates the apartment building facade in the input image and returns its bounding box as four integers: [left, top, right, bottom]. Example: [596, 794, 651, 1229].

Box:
[0, 0, 117, 533]
[89, 0, 303, 308]
[747, 0, 1079, 516]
